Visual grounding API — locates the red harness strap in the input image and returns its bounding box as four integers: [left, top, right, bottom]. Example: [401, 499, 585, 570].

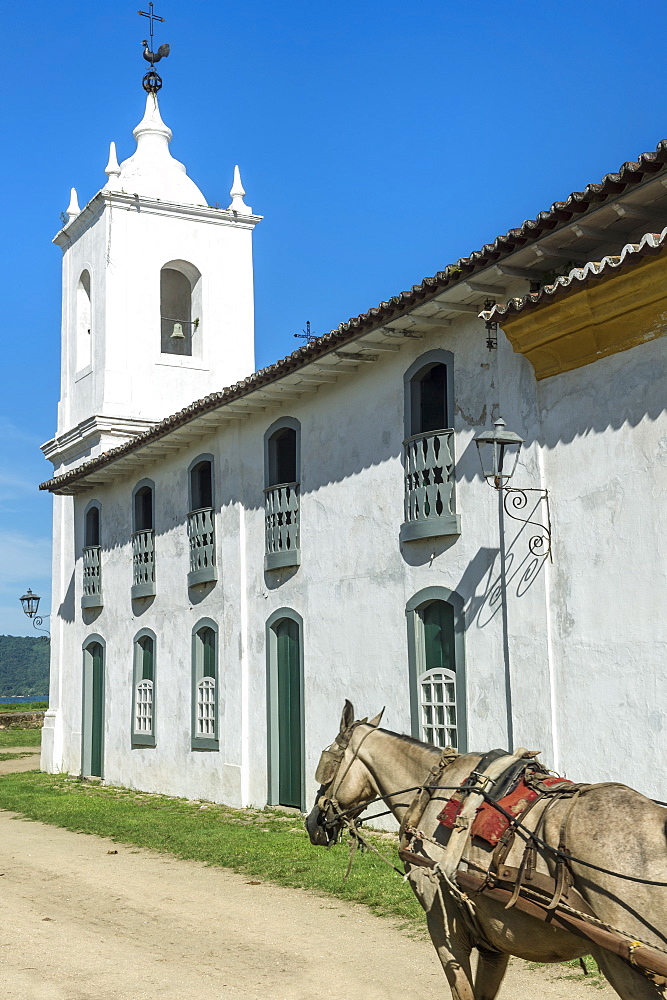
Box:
[439, 774, 572, 846]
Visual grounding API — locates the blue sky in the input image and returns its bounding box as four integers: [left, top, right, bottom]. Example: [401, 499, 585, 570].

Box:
[2, 0, 665, 635]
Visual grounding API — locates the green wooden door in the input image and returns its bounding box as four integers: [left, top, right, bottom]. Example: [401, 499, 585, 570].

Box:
[86, 641, 104, 778]
[276, 618, 301, 808]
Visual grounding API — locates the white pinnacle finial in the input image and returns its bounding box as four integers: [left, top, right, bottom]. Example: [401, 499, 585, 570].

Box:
[104, 141, 121, 189]
[66, 187, 81, 221]
[228, 165, 252, 215]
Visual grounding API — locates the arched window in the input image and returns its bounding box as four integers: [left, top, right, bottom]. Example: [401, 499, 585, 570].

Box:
[418, 601, 456, 747]
[190, 460, 213, 512]
[82, 501, 102, 610]
[132, 480, 155, 599]
[132, 631, 156, 748]
[268, 428, 297, 486]
[401, 351, 460, 541]
[160, 260, 202, 358]
[134, 485, 153, 531]
[85, 504, 100, 547]
[406, 588, 466, 751]
[77, 269, 92, 371]
[264, 419, 301, 571]
[191, 620, 218, 750]
[187, 456, 217, 587]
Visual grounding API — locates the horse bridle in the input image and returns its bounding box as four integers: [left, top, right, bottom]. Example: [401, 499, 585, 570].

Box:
[315, 722, 380, 838]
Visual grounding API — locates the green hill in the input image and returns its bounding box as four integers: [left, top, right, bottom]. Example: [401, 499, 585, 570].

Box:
[0, 635, 50, 697]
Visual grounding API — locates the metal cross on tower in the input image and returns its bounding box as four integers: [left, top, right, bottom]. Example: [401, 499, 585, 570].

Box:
[138, 2, 165, 52]
[138, 2, 170, 93]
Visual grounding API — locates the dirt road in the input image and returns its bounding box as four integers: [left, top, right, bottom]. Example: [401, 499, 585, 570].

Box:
[0, 803, 615, 1000]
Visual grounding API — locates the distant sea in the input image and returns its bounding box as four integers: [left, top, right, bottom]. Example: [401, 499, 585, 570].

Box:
[0, 695, 49, 704]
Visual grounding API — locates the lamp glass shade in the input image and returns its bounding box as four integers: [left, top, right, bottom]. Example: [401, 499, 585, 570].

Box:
[20, 589, 40, 618]
[474, 418, 524, 488]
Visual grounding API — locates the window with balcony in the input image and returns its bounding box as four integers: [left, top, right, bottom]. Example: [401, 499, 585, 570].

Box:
[187, 456, 217, 587]
[132, 480, 156, 599]
[82, 501, 103, 610]
[401, 351, 461, 542]
[264, 418, 300, 571]
[191, 619, 218, 751]
[132, 630, 156, 748]
[406, 587, 466, 752]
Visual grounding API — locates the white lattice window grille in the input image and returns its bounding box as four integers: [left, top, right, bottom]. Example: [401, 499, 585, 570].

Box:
[134, 679, 153, 734]
[420, 668, 457, 749]
[197, 677, 216, 737]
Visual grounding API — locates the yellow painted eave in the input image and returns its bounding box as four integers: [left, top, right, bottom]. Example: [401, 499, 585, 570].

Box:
[501, 250, 667, 380]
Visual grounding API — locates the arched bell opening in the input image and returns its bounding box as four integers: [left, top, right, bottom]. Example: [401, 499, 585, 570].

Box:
[160, 260, 202, 358]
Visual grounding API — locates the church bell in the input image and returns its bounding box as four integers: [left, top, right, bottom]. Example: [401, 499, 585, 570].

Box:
[171, 321, 185, 340]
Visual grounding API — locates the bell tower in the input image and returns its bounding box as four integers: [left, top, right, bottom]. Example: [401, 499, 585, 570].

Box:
[44, 79, 261, 475]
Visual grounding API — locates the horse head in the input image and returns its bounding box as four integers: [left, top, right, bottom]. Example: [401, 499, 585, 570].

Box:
[305, 699, 384, 846]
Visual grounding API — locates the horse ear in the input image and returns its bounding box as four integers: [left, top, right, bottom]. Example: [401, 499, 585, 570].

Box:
[340, 699, 355, 732]
[367, 707, 385, 728]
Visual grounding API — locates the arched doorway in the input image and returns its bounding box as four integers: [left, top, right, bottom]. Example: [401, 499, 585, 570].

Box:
[267, 610, 303, 808]
[82, 637, 105, 777]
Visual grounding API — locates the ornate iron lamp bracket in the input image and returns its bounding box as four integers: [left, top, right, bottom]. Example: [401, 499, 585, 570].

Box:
[501, 486, 552, 561]
[31, 614, 51, 641]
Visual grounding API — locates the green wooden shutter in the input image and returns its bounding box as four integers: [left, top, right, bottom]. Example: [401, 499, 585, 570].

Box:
[202, 628, 215, 677]
[276, 618, 302, 808]
[141, 636, 154, 681]
[90, 642, 104, 778]
[423, 601, 455, 672]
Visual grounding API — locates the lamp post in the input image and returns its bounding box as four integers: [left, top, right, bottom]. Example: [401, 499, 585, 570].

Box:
[474, 418, 552, 750]
[20, 589, 50, 641]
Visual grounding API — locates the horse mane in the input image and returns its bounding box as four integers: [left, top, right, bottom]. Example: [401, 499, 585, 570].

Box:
[378, 728, 443, 756]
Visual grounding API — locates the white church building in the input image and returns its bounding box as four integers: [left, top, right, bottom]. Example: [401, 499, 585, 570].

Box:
[40, 84, 667, 810]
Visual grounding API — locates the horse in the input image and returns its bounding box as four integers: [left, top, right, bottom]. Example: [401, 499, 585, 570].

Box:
[305, 701, 667, 1000]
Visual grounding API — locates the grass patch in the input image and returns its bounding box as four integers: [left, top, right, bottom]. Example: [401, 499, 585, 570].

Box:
[0, 701, 48, 713]
[0, 728, 42, 748]
[0, 751, 35, 762]
[0, 771, 422, 925]
[529, 955, 606, 988]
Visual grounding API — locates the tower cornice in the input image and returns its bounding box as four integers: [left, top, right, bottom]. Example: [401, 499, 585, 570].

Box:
[53, 190, 262, 248]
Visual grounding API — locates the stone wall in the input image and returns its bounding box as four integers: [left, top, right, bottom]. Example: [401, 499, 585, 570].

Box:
[0, 711, 45, 730]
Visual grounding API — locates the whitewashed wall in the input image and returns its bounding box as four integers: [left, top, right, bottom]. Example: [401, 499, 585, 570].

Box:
[43, 315, 667, 806]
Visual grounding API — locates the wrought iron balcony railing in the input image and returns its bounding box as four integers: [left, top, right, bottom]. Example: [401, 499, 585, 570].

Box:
[187, 507, 218, 586]
[264, 482, 300, 570]
[401, 429, 461, 541]
[132, 529, 156, 599]
[82, 544, 103, 609]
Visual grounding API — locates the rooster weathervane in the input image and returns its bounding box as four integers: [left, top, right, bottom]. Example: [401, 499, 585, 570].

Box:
[138, 2, 170, 93]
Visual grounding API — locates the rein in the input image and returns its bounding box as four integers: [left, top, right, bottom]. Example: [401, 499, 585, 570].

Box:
[322, 759, 667, 887]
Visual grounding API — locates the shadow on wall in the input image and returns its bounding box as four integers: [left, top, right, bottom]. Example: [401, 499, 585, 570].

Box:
[65, 336, 666, 566]
[58, 572, 76, 624]
[457, 495, 551, 631]
[534, 344, 667, 449]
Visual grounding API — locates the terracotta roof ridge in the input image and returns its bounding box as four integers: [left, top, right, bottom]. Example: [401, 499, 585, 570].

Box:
[481, 226, 667, 321]
[40, 137, 667, 494]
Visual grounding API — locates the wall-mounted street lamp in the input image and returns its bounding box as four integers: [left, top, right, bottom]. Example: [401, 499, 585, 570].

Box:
[474, 417, 552, 752]
[474, 418, 552, 560]
[474, 418, 524, 489]
[19, 589, 50, 641]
